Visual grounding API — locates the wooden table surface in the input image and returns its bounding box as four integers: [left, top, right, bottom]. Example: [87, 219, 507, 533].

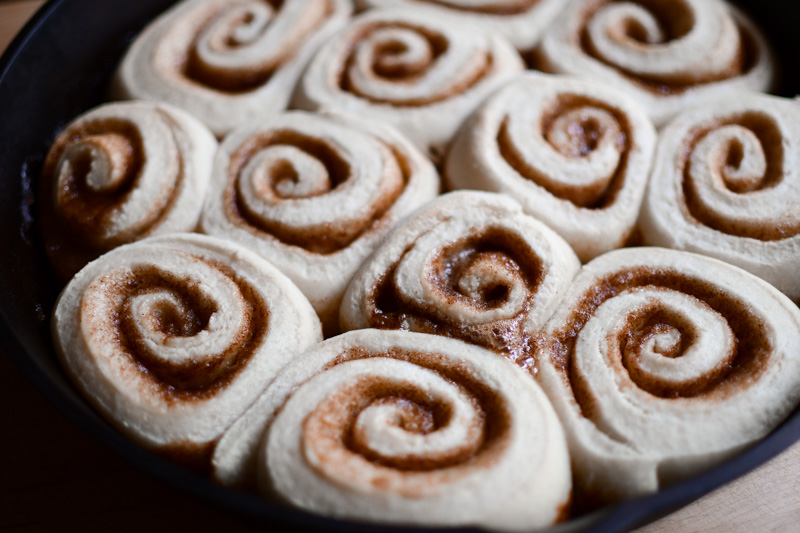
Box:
[1, 1, 798, 531]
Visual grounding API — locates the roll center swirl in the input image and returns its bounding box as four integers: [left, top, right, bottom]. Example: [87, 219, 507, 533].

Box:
[305, 375, 484, 471]
[226, 127, 407, 255]
[339, 22, 493, 107]
[498, 94, 631, 208]
[578, 0, 755, 94]
[52, 119, 147, 245]
[182, 0, 332, 93]
[294, 353, 514, 494]
[681, 111, 800, 240]
[80, 254, 269, 398]
[549, 267, 771, 409]
[367, 225, 548, 362]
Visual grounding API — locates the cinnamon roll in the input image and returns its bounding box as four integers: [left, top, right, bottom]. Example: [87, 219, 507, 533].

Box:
[355, 0, 565, 56]
[52, 233, 322, 470]
[200, 111, 439, 332]
[340, 191, 580, 363]
[40, 101, 217, 281]
[214, 329, 571, 529]
[537, 0, 775, 126]
[292, 7, 524, 161]
[446, 73, 656, 261]
[534, 247, 800, 505]
[640, 92, 800, 301]
[114, 0, 352, 136]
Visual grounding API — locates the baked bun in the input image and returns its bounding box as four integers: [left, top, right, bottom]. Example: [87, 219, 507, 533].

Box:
[355, 0, 565, 56]
[447, 73, 656, 261]
[640, 91, 800, 301]
[340, 191, 580, 362]
[201, 110, 439, 332]
[40, 101, 217, 280]
[52, 233, 322, 469]
[535, 247, 800, 504]
[293, 7, 524, 161]
[114, 0, 352, 136]
[214, 329, 571, 530]
[537, 0, 775, 125]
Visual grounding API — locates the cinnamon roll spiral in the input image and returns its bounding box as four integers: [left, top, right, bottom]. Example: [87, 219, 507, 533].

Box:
[355, 0, 566, 55]
[114, 0, 352, 136]
[292, 7, 524, 160]
[201, 111, 439, 332]
[340, 191, 580, 363]
[52, 233, 322, 469]
[446, 73, 656, 261]
[640, 92, 800, 301]
[537, 0, 775, 126]
[40, 101, 217, 281]
[214, 329, 571, 529]
[534, 247, 800, 504]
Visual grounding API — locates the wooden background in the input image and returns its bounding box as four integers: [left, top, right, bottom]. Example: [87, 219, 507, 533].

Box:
[1, 1, 798, 531]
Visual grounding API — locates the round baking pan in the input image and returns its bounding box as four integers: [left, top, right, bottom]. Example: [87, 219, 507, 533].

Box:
[1, 1, 798, 531]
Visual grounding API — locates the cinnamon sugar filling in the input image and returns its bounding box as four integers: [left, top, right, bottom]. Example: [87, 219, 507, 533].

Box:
[41, 116, 188, 278]
[577, 1, 758, 95]
[544, 268, 771, 423]
[181, 0, 332, 94]
[339, 22, 494, 107]
[367, 228, 543, 362]
[104, 261, 269, 402]
[498, 94, 631, 208]
[309, 347, 513, 473]
[682, 112, 799, 240]
[44, 120, 145, 243]
[225, 130, 409, 254]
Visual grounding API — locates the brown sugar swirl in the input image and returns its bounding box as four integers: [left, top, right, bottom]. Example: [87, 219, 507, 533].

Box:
[52, 234, 322, 470]
[447, 73, 655, 261]
[292, 7, 523, 160]
[212, 329, 571, 529]
[40, 101, 217, 281]
[201, 111, 438, 333]
[641, 92, 800, 301]
[355, 0, 566, 56]
[340, 192, 580, 364]
[534, 247, 800, 505]
[537, 0, 775, 126]
[114, 0, 352, 136]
